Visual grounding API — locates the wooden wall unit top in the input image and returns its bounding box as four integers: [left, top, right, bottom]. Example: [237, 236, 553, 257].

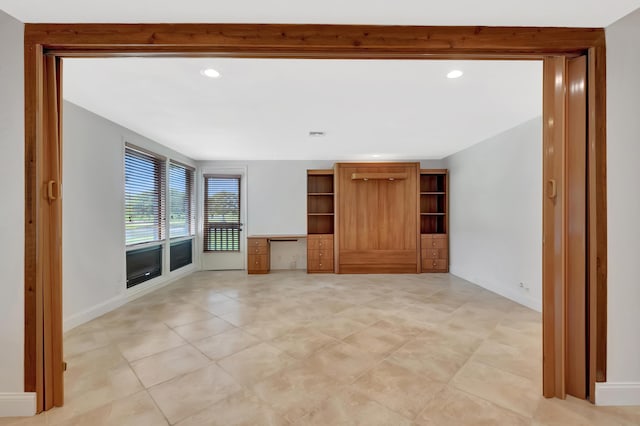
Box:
[335, 162, 420, 274]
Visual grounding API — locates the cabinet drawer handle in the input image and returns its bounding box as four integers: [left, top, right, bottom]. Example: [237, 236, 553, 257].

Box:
[432, 261, 437, 266]
[432, 242, 436, 246]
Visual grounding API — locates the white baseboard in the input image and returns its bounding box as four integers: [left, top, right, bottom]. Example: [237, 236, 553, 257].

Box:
[449, 271, 542, 312]
[0, 393, 36, 417]
[596, 382, 640, 406]
[63, 293, 127, 333]
[64, 265, 197, 333]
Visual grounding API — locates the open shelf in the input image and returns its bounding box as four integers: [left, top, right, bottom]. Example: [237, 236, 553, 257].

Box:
[420, 174, 447, 193]
[420, 170, 448, 234]
[421, 215, 447, 234]
[308, 170, 335, 235]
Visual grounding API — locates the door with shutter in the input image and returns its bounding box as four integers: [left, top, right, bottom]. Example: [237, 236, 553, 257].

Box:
[201, 170, 246, 270]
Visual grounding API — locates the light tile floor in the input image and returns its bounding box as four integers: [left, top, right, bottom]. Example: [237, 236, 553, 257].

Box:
[2, 271, 639, 425]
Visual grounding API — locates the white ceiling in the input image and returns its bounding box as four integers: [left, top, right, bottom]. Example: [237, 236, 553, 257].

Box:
[1, 0, 639, 26]
[63, 58, 542, 161]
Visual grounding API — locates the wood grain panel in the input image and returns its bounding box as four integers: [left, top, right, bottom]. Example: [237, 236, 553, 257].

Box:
[307, 234, 333, 250]
[421, 249, 448, 259]
[421, 236, 448, 249]
[24, 41, 43, 411]
[24, 24, 604, 56]
[339, 250, 417, 265]
[247, 254, 269, 274]
[336, 163, 419, 273]
[247, 238, 268, 248]
[566, 56, 588, 399]
[339, 264, 418, 274]
[422, 259, 448, 272]
[542, 56, 567, 399]
[588, 45, 607, 402]
[307, 250, 334, 272]
[248, 246, 268, 255]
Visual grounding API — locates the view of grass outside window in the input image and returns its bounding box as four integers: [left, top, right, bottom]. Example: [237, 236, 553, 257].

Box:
[124, 147, 165, 245]
[204, 175, 241, 251]
[169, 162, 194, 238]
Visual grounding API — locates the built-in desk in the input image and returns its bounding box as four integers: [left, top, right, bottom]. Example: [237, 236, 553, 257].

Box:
[247, 235, 306, 274]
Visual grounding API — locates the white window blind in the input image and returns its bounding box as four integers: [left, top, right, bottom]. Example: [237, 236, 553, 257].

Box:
[204, 175, 241, 252]
[125, 147, 165, 246]
[169, 162, 195, 238]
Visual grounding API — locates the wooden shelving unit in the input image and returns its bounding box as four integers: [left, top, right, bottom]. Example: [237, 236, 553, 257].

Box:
[307, 170, 335, 273]
[420, 169, 449, 272]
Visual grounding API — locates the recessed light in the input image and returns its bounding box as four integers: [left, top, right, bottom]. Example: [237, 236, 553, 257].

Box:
[447, 70, 463, 79]
[200, 68, 221, 78]
[371, 154, 382, 158]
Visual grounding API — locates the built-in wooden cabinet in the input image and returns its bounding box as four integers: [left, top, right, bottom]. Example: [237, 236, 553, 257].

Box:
[307, 170, 335, 273]
[335, 162, 420, 273]
[303, 166, 448, 274]
[247, 237, 270, 274]
[420, 170, 449, 272]
[307, 235, 334, 273]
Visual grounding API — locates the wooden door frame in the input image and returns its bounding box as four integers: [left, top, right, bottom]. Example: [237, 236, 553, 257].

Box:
[23, 23, 607, 410]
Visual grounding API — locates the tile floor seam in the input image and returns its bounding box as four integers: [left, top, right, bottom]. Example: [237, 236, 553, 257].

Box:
[448, 385, 535, 421]
[468, 350, 542, 384]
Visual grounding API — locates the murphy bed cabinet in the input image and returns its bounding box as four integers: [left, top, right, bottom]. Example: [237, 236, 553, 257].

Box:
[335, 162, 420, 273]
[420, 169, 449, 272]
[307, 170, 335, 273]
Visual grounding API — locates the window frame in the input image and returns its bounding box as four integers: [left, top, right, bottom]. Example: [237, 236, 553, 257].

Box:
[124, 144, 167, 248]
[203, 174, 242, 252]
[168, 160, 196, 240]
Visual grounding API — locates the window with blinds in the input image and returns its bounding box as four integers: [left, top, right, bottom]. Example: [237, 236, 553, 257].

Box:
[124, 147, 165, 246]
[169, 162, 195, 238]
[204, 175, 242, 252]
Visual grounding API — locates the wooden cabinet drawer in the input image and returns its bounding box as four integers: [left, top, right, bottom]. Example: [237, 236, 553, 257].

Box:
[307, 235, 334, 250]
[422, 248, 448, 259]
[421, 235, 448, 249]
[308, 249, 334, 272]
[248, 254, 269, 273]
[422, 259, 448, 271]
[248, 238, 269, 248]
[248, 245, 268, 255]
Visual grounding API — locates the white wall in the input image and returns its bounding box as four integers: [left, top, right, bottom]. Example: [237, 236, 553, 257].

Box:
[445, 117, 543, 311]
[599, 7, 640, 403]
[0, 9, 25, 394]
[197, 160, 332, 269]
[197, 159, 444, 270]
[62, 101, 197, 330]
